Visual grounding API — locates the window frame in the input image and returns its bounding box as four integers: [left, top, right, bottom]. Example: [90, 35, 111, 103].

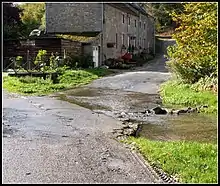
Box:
[122, 33, 125, 45]
[122, 14, 125, 24]
[116, 33, 118, 49]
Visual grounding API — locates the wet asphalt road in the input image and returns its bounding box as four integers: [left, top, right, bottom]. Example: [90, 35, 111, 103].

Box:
[88, 54, 171, 94]
[3, 54, 170, 184]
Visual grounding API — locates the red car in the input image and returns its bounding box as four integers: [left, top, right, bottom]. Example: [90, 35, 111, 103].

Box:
[121, 52, 132, 61]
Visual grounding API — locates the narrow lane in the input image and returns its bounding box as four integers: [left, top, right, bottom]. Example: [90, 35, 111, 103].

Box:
[3, 54, 170, 183]
[3, 90, 161, 183]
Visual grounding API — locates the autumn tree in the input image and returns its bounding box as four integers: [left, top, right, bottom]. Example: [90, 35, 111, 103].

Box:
[18, 3, 45, 36]
[166, 2, 217, 84]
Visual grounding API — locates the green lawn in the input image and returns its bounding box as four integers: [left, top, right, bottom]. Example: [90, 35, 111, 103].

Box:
[124, 137, 217, 183]
[159, 80, 217, 114]
[3, 69, 113, 96]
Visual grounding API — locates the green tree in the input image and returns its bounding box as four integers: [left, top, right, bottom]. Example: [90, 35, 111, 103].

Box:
[39, 13, 46, 30]
[18, 3, 45, 36]
[142, 3, 184, 32]
[3, 3, 24, 40]
[166, 3, 217, 84]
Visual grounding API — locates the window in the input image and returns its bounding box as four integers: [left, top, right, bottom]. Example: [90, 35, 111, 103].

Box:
[144, 38, 146, 48]
[128, 36, 130, 46]
[135, 20, 137, 27]
[140, 37, 141, 47]
[144, 23, 146, 29]
[122, 34, 125, 45]
[128, 16, 130, 25]
[115, 33, 118, 49]
[134, 39, 136, 47]
[139, 21, 141, 28]
[107, 43, 115, 48]
[122, 14, 125, 23]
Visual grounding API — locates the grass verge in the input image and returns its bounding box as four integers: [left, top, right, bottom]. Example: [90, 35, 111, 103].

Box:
[124, 137, 217, 183]
[3, 69, 113, 96]
[159, 80, 217, 114]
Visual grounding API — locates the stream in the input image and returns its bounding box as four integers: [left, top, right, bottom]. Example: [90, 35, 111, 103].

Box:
[54, 87, 217, 144]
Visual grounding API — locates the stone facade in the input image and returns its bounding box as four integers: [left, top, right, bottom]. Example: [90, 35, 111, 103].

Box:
[102, 4, 155, 60]
[46, 3, 155, 65]
[46, 3, 103, 35]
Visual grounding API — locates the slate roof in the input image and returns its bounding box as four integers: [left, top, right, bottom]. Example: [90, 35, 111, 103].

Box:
[127, 3, 154, 19]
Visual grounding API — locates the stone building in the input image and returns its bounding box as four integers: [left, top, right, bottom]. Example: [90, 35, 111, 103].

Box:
[46, 3, 155, 67]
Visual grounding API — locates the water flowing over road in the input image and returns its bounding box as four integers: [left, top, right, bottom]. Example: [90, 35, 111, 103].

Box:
[3, 54, 216, 184]
[3, 55, 169, 184]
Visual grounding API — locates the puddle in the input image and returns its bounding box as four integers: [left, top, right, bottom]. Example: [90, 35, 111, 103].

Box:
[57, 87, 160, 113]
[58, 93, 111, 111]
[56, 87, 217, 144]
[139, 114, 217, 144]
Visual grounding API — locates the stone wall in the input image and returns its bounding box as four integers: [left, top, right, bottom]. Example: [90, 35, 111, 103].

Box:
[145, 16, 155, 53]
[155, 37, 176, 54]
[46, 3, 103, 34]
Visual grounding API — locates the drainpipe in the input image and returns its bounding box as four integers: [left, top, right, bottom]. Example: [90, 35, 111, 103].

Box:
[100, 2, 104, 66]
[138, 13, 141, 54]
[153, 19, 156, 55]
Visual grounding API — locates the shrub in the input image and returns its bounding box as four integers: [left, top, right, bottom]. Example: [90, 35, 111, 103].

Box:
[166, 3, 217, 84]
[19, 76, 41, 84]
[77, 54, 94, 68]
[34, 49, 48, 71]
[63, 54, 94, 69]
[49, 52, 57, 70]
[191, 74, 217, 93]
[57, 70, 98, 85]
[160, 79, 217, 114]
[15, 56, 23, 69]
[56, 65, 69, 74]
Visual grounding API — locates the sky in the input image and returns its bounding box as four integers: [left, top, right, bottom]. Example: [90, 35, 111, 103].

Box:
[13, 2, 42, 4]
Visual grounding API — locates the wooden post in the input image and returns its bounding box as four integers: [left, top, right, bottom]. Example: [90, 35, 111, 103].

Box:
[13, 57, 16, 70]
[64, 49, 66, 59]
[27, 49, 30, 70]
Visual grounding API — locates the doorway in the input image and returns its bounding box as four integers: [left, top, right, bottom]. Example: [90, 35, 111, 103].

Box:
[92, 46, 100, 68]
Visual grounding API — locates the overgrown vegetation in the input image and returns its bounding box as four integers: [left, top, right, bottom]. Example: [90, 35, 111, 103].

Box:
[15, 56, 23, 69]
[166, 3, 217, 85]
[160, 80, 217, 114]
[161, 3, 217, 114]
[63, 54, 94, 69]
[4, 47, 113, 95]
[3, 3, 24, 40]
[18, 3, 45, 35]
[57, 34, 95, 43]
[142, 3, 184, 33]
[3, 45, 115, 95]
[34, 49, 48, 71]
[126, 3, 217, 185]
[124, 137, 217, 183]
[3, 68, 112, 95]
